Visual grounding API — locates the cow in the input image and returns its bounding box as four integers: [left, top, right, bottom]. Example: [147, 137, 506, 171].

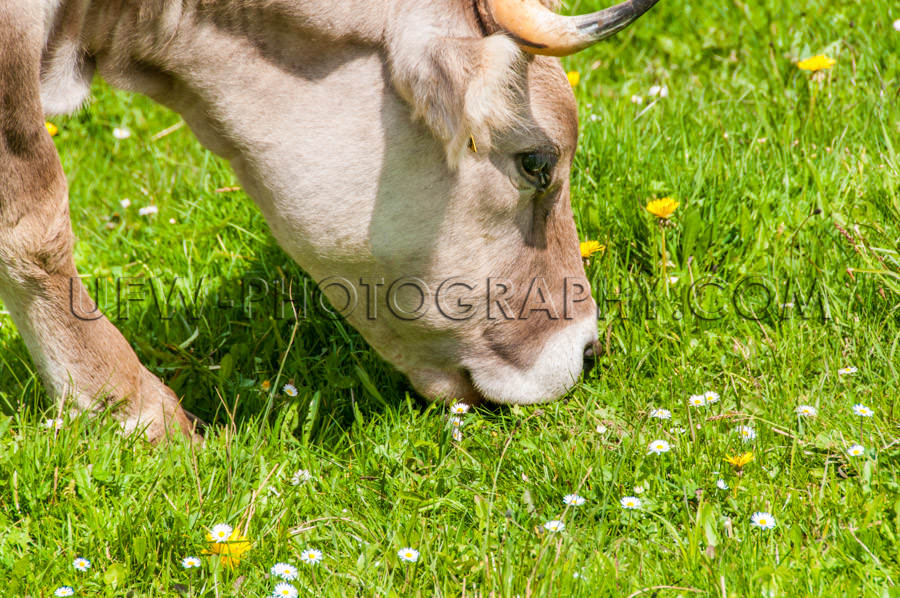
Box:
[0, 0, 660, 441]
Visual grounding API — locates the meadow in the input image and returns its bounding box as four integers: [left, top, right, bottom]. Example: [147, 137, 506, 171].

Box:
[1, 0, 899, 595]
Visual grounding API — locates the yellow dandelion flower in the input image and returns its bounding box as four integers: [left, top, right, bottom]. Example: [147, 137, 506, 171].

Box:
[646, 197, 679, 219]
[203, 528, 252, 568]
[724, 452, 754, 468]
[567, 71, 580, 87]
[45, 122, 58, 137]
[797, 55, 835, 72]
[580, 240, 605, 258]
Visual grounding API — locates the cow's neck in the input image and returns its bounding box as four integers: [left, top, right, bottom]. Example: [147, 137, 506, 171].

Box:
[47, 1, 471, 283]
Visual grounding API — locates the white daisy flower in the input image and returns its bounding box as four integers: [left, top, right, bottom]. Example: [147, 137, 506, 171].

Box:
[648, 85, 669, 97]
[837, 366, 858, 375]
[620, 496, 641, 509]
[734, 425, 756, 442]
[272, 582, 298, 598]
[633, 485, 645, 495]
[168, 218, 176, 224]
[595, 424, 608, 434]
[112, 127, 132, 140]
[852, 404, 873, 417]
[669, 426, 687, 434]
[450, 403, 470, 415]
[795, 405, 817, 417]
[846, 444, 865, 457]
[543, 520, 565, 532]
[119, 198, 131, 209]
[630, 95, 644, 104]
[750, 511, 776, 530]
[563, 494, 586, 506]
[649, 408, 671, 420]
[283, 383, 298, 397]
[716, 479, 729, 490]
[54, 588, 74, 597]
[688, 394, 706, 407]
[299, 548, 322, 565]
[289, 469, 312, 485]
[181, 556, 202, 568]
[895, 18, 900, 31]
[72, 557, 91, 572]
[138, 205, 158, 216]
[270, 562, 298, 580]
[42, 418, 64, 430]
[647, 439, 671, 454]
[704, 391, 720, 404]
[397, 547, 420, 562]
[451, 428, 463, 442]
[450, 416, 463, 427]
[209, 523, 233, 543]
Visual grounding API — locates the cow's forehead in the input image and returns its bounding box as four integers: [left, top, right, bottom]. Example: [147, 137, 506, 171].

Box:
[522, 55, 579, 155]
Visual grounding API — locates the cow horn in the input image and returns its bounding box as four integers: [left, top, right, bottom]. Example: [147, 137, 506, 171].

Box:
[478, 0, 661, 57]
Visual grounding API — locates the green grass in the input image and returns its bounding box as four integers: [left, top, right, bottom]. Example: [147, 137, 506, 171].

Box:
[2, 0, 900, 595]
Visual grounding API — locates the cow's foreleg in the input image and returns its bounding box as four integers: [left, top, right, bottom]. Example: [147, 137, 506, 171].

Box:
[0, 11, 197, 442]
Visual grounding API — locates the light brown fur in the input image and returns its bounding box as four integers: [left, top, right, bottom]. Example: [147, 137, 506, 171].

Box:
[1, 0, 611, 440]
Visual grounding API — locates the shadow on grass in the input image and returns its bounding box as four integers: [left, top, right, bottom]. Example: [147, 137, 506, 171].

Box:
[125, 236, 411, 439]
[0, 235, 411, 443]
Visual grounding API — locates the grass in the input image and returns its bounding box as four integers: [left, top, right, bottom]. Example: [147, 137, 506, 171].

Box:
[2, 0, 900, 595]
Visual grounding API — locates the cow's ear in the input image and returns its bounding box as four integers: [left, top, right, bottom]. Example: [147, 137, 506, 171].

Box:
[388, 34, 524, 167]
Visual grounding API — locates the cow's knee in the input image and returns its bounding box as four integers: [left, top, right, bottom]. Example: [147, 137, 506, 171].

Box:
[0, 163, 75, 289]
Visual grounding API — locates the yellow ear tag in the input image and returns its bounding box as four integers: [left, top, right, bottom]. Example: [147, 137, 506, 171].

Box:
[468, 135, 478, 153]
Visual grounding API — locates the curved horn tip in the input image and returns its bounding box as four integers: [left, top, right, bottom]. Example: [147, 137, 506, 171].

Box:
[482, 0, 662, 57]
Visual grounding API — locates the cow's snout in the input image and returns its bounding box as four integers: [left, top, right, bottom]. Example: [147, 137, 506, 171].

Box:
[455, 314, 599, 405]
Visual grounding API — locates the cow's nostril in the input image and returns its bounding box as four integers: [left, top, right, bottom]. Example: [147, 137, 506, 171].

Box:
[582, 340, 600, 375]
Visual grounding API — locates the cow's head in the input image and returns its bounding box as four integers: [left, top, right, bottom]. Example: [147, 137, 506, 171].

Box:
[231, 0, 660, 405]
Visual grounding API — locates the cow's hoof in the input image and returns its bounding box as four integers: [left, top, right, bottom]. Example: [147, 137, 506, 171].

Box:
[123, 368, 204, 444]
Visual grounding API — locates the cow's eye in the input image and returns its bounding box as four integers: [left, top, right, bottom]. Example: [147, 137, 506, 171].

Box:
[518, 150, 557, 190]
